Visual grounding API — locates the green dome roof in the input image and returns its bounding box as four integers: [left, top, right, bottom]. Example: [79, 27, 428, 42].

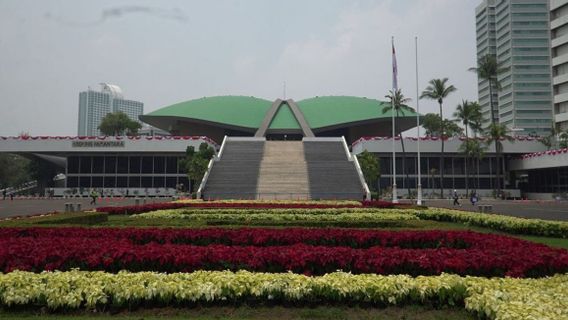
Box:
[143, 96, 273, 129]
[141, 95, 420, 131]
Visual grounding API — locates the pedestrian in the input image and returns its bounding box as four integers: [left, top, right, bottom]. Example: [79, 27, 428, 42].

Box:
[470, 191, 478, 206]
[10, 192, 14, 201]
[90, 189, 98, 205]
[2, 189, 6, 200]
[453, 189, 461, 206]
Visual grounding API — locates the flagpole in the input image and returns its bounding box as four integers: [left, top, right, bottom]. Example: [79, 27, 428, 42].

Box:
[415, 36, 422, 205]
[391, 36, 398, 203]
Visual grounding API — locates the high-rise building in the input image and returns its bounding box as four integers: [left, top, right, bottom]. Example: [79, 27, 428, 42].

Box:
[475, 0, 553, 136]
[77, 84, 144, 136]
[551, 0, 568, 132]
[476, 0, 499, 125]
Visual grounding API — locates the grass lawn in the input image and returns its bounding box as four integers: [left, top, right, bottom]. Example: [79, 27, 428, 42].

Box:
[0, 305, 474, 320]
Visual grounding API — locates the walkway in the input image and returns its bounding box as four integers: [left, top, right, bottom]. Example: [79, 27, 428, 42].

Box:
[422, 199, 568, 221]
[0, 197, 173, 219]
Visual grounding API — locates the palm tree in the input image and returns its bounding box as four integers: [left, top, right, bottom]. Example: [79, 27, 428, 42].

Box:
[420, 78, 457, 198]
[453, 100, 482, 140]
[384, 89, 415, 197]
[469, 54, 505, 126]
[468, 103, 485, 192]
[454, 100, 482, 195]
[560, 130, 568, 148]
[486, 123, 514, 197]
[459, 138, 486, 195]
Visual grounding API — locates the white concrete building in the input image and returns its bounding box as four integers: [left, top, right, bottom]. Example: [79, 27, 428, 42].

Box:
[552, 0, 568, 131]
[476, 0, 554, 136]
[78, 84, 144, 136]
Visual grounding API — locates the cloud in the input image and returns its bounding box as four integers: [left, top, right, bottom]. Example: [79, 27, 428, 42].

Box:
[45, 5, 188, 27]
[270, 0, 477, 117]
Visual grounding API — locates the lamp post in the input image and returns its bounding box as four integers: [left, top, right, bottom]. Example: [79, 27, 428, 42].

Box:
[415, 36, 422, 205]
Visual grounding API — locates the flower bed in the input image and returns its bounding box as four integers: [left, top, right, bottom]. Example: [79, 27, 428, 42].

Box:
[133, 208, 417, 224]
[0, 227, 478, 248]
[175, 199, 364, 206]
[0, 270, 566, 320]
[96, 200, 399, 215]
[417, 208, 568, 238]
[1, 228, 567, 277]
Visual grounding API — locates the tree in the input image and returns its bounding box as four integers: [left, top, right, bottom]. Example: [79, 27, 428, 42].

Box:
[454, 100, 483, 195]
[357, 151, 380, 194]
[469, 54, 506, 127]
[0, 154, 32, 189]
[420, 78, 457, 198]
[459, 139, 486, 195]
[560, 130, 568, 149]
[540, 125, 562, 150]
[486, 123, 514, 197]
[180, 143, 216, 193]
[453, 100, 482, 140]
[383, 89, 415, 197]
[422, 114, 463, 137]
[98, 112, 142, 136]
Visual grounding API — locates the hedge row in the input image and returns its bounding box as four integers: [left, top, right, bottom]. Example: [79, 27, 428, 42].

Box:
[1, 270, 566, 320]
[133, 210, 418, 224]
[417, 208, 568, 238]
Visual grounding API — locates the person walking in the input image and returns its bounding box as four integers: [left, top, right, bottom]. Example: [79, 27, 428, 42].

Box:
[2, 189, 6, 200]
[470, 191, 478, 206]
[453, 190, 461, 206]
[89, 189, 98, 205]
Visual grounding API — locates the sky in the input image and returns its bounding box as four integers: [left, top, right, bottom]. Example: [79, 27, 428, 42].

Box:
[0, 0, 481, 136]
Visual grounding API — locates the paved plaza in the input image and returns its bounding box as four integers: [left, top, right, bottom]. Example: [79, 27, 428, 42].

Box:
[421, 199, 568, 221]
[0, 197, 567, 221]
[0, 197, 173, 219]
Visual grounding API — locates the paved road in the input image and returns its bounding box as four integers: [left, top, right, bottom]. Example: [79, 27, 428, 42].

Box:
[0, 197, 174, 219]
[421, 199, 568, 221]
[1, 197, 567, 222]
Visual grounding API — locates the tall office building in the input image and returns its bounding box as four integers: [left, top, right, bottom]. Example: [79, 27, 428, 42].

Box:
[475, 0, 553, 136]
[476, 0, 499, 125]
[552, 0, 568, 131]
[78, 83, 144, 136]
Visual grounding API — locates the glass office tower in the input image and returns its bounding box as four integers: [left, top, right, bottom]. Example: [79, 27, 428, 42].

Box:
[476, 0, 553, 136]
[78, 83, 144, 136]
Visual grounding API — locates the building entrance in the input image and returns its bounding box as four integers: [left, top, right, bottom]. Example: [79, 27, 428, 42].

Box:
[266, 134, 303, 141]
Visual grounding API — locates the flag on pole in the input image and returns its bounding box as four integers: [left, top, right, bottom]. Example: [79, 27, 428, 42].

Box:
[392, 38, 398, 91]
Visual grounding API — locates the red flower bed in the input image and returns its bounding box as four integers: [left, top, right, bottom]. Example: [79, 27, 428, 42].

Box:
[96, 201, 398, 215]
[1, 228, 567, 277]
[0, 228, 473, 249]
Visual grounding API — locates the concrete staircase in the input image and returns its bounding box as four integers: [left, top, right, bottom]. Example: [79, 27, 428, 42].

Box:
[201, 137, 368, 200]
[202, 139, 264, 199]
[304, 140, 365, 200]
[257, 141, 310, 199]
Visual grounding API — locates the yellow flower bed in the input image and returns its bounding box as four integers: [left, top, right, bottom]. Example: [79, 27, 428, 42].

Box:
[0, 270, 566, 319]
[417, 208, 568, 238]
[134, 208, 419, 222]
[173, 199, 363, 206]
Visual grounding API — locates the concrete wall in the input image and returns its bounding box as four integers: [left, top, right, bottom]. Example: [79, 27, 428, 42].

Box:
[0, 136, 217, 155]
[352, 137, 548, 155]
[510, 152, 568, 170]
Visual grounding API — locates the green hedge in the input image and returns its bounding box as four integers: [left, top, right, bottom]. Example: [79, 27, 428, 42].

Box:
[417, 208, 568, 238]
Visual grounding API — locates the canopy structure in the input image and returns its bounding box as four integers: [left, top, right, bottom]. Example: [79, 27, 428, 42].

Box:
[140, 95, 422, 143]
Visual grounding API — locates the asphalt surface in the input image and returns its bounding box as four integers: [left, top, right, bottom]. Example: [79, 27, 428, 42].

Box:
[420, 199, 568, 221]
[0, 197, 567, 221]
[0, 197, 174, 219]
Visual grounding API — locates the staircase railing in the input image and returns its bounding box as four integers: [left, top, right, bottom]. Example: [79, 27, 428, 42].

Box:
[197, 136, 227, 199]
[341, 136, 371, 200]
[1, 180, 38, 195]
